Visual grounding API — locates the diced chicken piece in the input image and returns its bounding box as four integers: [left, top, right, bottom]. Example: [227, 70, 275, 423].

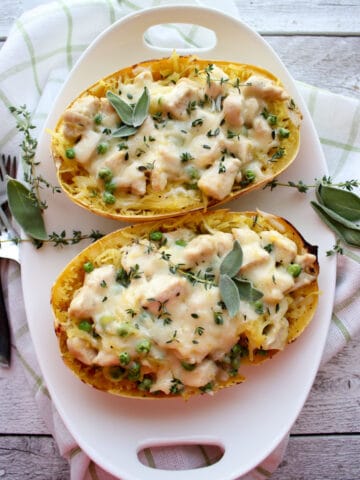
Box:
[150, 144, 184, 191]
[99, 98, 119, 128]
[242, 75, 289, 101]
[243, 97, 263, 126]
[189, 134, 224, 168]
[159, 78, 203, 120]
[183, 234, 217, 267]
[198, 156, 241, 201]
[249, 116, 278, 152]
[120, 243, 166, 277]
[221, 136, 253, 164]
[295, 253, 317, 269]
[288, 272, 316, 292]
[223, 93, 244, 127]
[261, 316, 289, 350]
[142, 275, 188, 314]
[245, 262, 295, 304]
[133, 68, 153, 88]
[67, 337, 97, 365]
[260, 230, 297, 265]
[114, 162, 146, 196]
[101, 150, 127, 177]
[232, 226, 270, 272]
[151, 169, 167, 192]
[205, 65, 229, 98]
[127, 117, 157, 157]
[73, 130, 102, 164]
[150, 366, 174, 394]
[212, 231, 234, 257]
[93, 350, 120, 367]
[69, 265, 115, 318]
[175, 359, 217, 388]
[62, 95, 100, 140]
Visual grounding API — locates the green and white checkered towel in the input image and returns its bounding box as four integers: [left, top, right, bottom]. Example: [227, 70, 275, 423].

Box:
[0, 1, 359, 479]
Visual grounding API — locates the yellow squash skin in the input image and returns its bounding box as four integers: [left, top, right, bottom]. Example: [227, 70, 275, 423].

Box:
[51, 210, 319, 399]
[51, 55, 302, 222]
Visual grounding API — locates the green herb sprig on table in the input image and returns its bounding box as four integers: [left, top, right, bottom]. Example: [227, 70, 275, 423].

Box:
[5, 105, 104, 246]
[264, 176, 360, 254]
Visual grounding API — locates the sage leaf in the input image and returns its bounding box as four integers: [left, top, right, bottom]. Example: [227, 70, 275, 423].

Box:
[220, 240, 243, 277]
[132, 87, 150, 127]
[219, 274, 240, 317]
[317, 184, 360, 221]
[111, 125, 138, 138]
[233, 277, 263, 302]
[7, 178, 47, 240]
[311, 201, 360, 231]
[106, 91, 134, 126]
[311, 201, 360, 247]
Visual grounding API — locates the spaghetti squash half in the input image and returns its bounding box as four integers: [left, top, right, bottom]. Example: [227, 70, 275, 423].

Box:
[51, 210, 319, 399]
[51, 54, 302, 222]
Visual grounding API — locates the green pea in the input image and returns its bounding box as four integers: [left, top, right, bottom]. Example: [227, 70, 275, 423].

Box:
[181, 361, 196, 371]
[175, 239, 187, 247]
[65, 147, 75, 159]
[94, 113, 103, 125]
[98, 167, 113, 181]
[138, 378, 153, 391]
[149, 231, 163, 241]
[103, 191, 116, 204]
[83, 261, 94, 273]
[244, 170, 256, 182]
[78, 320, 92, 332]
[136, 339, 151, 355]
[127, 361, 141, 381]
[287, 263, 302, 277]
[119, 352, 131, 365]
[97, 142, 109, 155]
[278, 127, 290, 138]
[267, 114, 277, 126]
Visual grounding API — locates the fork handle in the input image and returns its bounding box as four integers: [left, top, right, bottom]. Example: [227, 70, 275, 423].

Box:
[0, 276, 11, 367]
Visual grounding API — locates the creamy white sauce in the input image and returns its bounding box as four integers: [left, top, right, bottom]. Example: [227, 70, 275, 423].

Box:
[67, 226, 316, 394]
[62, 63, 292, 202]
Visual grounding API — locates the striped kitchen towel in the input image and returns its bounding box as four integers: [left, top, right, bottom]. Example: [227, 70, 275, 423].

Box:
[0, 1, 359, 479]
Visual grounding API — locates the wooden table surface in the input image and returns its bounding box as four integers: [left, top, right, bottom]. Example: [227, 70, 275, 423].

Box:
[0, 1, 359, 479]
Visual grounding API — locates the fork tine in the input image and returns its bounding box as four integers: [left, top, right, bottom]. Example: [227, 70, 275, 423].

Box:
[5, 155, 17, 178]
[0, 158, 6, 183]
[0, 206, 13, 233]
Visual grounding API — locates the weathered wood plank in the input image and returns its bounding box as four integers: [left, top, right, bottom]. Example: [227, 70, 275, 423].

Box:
[1, 0, 360, 38]
[0, 349, 48, 434]
[273, 435, 360, 480]
[0, 435, 69, 479]
[1, 434, 359, 479]
[266, 36, 360, 99]
[293, 336, 360, 434]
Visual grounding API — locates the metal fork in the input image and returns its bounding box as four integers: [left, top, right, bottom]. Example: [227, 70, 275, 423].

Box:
[0, 154, 18, 367]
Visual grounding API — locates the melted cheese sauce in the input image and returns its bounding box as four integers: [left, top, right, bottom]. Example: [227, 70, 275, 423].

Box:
[66, 226, 317, 395]
[60, 63, 292, 204]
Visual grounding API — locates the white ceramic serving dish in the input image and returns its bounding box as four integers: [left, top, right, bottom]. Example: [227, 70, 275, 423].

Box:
[21, 5, 336, 480]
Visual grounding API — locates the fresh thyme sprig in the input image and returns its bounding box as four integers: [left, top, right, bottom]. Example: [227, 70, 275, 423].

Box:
[264, 176, 359, 193]
[1, 229, 104, 249]
[9, 105, 61, 210]
[264, 175, 360, 252]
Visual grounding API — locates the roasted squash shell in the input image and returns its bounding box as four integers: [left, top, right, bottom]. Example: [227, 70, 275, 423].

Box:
[51, 210, 319, 399]
[51, 55, 302, 222]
